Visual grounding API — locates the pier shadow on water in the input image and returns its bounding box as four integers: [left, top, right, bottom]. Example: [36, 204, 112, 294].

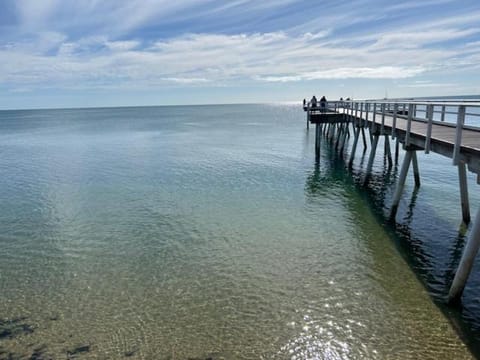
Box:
[305, 141, 480, 358]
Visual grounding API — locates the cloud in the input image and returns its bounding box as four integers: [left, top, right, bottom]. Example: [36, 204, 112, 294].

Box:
[0, 28, 471, 89]
[400, 80, 457, 88]
[7, 0, 302, 39]
[371, 28, 480, 50]
[105, 40, 140, 52]
[161, 77, 210, 84]
[385, 0, 454, 12]
[259, 66, 426, 82]
[0, 1, 479, 93]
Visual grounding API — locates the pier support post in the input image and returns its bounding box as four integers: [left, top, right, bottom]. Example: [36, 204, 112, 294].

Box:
[395, 138, 400, 165]
[340, 123, 349, 153]
[411, 151, 421, 187]
[348, 126, 360, 167]
[391, 150, 413, 219]
[458, 161, 471, 224]
[315, 123, 322, 161]
[332, 124, 338, 142]
[329, 123, 335, 141]
[365, 134, 379, 178]
[307, 112, 310, 130]
[361, 128, 368, 152]
[335, 123, 343, 150]
[448, 207, 480, 303]
[384, 135, 393, 168]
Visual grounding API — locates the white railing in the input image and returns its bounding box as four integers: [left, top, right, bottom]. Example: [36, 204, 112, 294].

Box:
[305, 99, 480, 165]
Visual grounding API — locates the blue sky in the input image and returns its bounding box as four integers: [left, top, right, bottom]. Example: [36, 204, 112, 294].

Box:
[0, 0, 479, 109]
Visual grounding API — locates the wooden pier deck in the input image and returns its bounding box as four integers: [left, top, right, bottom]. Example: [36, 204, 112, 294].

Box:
[304, 100, 480, 304]
[336, 106, 480, 171]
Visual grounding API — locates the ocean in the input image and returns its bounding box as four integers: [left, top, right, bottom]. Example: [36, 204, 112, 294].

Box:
[0, 103, 479, 359]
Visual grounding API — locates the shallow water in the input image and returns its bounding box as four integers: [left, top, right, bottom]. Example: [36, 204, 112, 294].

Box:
[0, 104, 479, 359]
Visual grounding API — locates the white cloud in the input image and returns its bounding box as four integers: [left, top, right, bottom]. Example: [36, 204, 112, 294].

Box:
[1, 2, 479, 92]
[371, 28, 480, 50]
[259, 66, 426, 82]
[105, 41, 140, 52]
[0, 28, 470, 89]
[386, 0, 454, 12]
[401, 82, 457, 88]
[161, 77, 210, 84]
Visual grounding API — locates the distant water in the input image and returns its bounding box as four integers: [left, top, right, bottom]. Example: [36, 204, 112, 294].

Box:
[0, 104, 479, 359]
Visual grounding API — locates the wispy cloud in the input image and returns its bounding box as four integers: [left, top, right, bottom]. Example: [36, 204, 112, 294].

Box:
[259, 66, 426, 82]
[401, 80, 457, 88]
[1, 19, 476, 89]
[386, 0, 454, 12]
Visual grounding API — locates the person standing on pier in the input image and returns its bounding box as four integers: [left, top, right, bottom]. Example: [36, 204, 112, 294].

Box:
[311, 95, 317, 108]
[320, 96, 327, 112]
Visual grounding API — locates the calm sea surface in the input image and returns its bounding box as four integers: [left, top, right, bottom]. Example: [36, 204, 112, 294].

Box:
[1, 104, 480, 359]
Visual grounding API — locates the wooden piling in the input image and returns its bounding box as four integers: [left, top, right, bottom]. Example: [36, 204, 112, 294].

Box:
[349, 126, 360, 167]
[458, 161, 471, 224]
[384, 135, 393, 168]
[340, 123, 349, 153]
[411, 151, 421, 187]
[335, 124, 344, 150]
[365, 134, 379, 177]
[315, 123, 321, 161]
[391, 150, 413, 219]
[448, 207, 480, 303]
[395, 137, 400, 165]
[361, 128, 368, 152]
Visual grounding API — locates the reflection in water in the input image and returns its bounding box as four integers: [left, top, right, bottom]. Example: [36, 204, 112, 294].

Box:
[308, 132, 480, 357]
[277, 159, 473, 359]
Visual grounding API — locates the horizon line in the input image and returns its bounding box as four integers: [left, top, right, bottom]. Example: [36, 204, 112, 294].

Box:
[1, 94, 479, 112]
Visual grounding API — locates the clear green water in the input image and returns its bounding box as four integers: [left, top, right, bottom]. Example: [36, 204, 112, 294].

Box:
[0, 104, 478, 359]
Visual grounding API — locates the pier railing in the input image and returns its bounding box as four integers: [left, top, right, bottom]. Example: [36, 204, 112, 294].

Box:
[306, 100, 480, 165]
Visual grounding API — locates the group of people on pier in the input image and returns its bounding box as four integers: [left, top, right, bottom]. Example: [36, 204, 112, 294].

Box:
[303, 95, 327, 112]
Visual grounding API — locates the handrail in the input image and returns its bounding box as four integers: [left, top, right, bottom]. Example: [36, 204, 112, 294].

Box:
[304, 99, 480, 165]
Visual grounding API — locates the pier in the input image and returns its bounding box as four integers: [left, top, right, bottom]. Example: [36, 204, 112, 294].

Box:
[304, 99, 480, 304]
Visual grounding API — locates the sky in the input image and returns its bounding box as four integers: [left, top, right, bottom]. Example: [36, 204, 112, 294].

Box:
[0, 0, 479, 109]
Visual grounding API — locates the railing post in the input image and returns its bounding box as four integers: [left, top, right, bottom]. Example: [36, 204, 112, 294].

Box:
[350, 102, 354, 126]
[425, 104, 434, 154]
[381, 103, 385, 135]
[405, 104, 413, 146]
[371, 103, 377, 132]
[453, 105, 466, 165]
[392, 103, 398, 139]
[441, 105, 446, 121]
